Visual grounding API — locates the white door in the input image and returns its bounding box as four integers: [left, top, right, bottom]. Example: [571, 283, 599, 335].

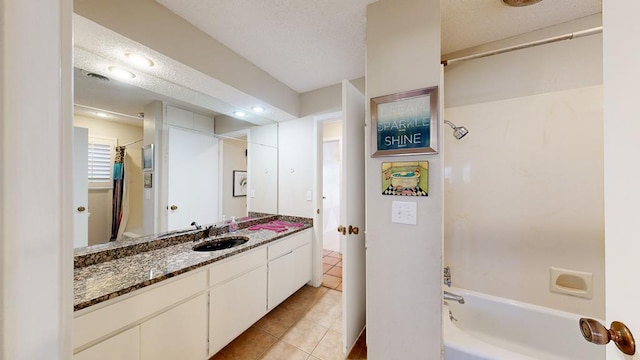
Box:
[341, 80, 366, 353]
[603, 3, 640, 359]
[167, 126, 219, 231]
[73, 127, 89, 248]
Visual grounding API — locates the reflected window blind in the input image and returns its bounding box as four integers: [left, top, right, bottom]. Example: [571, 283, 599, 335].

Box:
[88, 138, 112, 182]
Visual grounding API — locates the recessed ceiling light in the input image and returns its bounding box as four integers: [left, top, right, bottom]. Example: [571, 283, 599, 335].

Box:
[252, 106, 265, 113]
[96, 112, 109, 118]
[108, 66, 136, 80]
[233, 111, 247, 117]
[124, 52, 154, 68]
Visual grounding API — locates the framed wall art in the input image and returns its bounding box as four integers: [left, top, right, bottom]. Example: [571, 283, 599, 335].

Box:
[382, 161, 429, 196]
[371, 86, 438, 157]
[233, 170, 247, 197]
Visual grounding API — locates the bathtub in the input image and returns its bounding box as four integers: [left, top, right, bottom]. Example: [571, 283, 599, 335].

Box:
[443, 287, 605, 360]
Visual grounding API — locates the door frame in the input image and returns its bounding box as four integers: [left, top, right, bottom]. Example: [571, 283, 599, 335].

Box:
[313, 111, 343, 287]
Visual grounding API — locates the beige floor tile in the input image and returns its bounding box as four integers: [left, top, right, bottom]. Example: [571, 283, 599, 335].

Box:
[323, 263, 333, 273]
[308, 357, 322, 360]
[322, 274, 341, 289]
[302, 300, 341, 328]
[259, 341, 310, 360]
[281, 318, 329, 353]
[254, 312, 296, 338]
[322, 257, 340, 266]
[312, 329, 345, 360]
[220, 327, 277, 360]
[327, 266, 342, 278]
[329, 313, 343, 334]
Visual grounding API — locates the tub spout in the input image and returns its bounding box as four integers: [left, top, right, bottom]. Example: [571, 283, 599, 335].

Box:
[444, 290, 465, 304]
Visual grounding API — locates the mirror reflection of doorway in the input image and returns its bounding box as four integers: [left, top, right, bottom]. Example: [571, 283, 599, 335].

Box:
[323, 138, 341, 253]
[321, 120, 343, 292]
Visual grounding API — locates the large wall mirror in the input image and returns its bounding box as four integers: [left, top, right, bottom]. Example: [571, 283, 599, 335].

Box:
[73, 14, 279, 248]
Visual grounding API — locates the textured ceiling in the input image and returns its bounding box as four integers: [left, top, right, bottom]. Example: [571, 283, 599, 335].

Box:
[157, 0, 601, 93]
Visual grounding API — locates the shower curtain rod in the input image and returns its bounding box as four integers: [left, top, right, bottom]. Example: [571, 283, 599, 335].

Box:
[442, 26, 602, 66]
[74, 103, 143, 121]
[121, 139, 143, 147]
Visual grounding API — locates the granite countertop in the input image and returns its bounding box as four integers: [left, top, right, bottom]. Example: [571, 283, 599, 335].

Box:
[74, 216, 312, 311]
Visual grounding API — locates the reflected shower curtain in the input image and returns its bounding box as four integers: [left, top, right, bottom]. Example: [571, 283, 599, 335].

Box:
[110, 146, 129, 241]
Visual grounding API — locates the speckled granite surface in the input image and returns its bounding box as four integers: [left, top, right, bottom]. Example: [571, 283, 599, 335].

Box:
[74, 215, 312, 311]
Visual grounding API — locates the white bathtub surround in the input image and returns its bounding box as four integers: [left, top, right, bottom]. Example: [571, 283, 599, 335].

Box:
[443, 287, 605, 360]
[444, 85, 604, 319]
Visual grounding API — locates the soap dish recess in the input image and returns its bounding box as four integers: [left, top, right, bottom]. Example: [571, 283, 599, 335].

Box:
[549, 267, 593, 299]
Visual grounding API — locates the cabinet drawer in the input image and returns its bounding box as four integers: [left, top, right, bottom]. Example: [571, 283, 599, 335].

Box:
[267, 230, 311, 260]
[74, 326, 140, 360]
[209, 247, 266, 287]
[74, 270, 207, 350]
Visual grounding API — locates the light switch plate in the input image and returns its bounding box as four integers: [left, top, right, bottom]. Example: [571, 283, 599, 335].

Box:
[306, 191, 312, 201]
[392, 201, 417, 225]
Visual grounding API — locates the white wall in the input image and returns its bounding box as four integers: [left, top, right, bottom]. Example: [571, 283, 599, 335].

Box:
[1, 0, 73, 358]
[443, 21, 604, 318]
[221, 137, 247, 219]
[365, 0, 443, 358]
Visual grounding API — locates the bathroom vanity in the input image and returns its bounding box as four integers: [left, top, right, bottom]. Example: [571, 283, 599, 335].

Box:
[73, 216, 313, 360]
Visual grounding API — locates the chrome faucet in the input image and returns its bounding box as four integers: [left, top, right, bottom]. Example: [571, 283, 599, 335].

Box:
[190, 221, 202, 230]
[444, 290, 465, 304]
[443, 266, 451, 287]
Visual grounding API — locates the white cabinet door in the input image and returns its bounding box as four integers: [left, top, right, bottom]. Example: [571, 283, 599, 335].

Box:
[74, 326, 140, 360]
[209, 265, 268, 356]
[167, 126, 219, 231]
[140, 294, 208, 360]
[267, 251, 295, 311]
[293, 243, 312, 290]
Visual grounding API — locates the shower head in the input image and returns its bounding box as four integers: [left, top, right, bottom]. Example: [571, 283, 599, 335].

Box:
[444, 120, 469, 140]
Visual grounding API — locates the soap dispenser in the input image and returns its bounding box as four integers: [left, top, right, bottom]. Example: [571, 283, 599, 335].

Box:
[229, 216, 238, 234]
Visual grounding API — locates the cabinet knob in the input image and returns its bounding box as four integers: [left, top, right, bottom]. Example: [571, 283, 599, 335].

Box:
[337, 225, 346, 235]
[170, 205, 178, 211]
[348, 225, 359, 235]
[580, 318, 636, 355]
[77, 206, 86, 212]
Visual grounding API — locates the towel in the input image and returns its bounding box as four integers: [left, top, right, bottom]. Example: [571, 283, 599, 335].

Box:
[270, 220, 305, 228]
[247, 224, 287, 232]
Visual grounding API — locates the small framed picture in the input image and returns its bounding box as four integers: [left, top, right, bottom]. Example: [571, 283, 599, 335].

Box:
[382, 161, 429, 196]
[233, 170, 247, 197]
[371, 87, 439, 157]
[143, 173, 152, 188]
[141, 144, 154, 172]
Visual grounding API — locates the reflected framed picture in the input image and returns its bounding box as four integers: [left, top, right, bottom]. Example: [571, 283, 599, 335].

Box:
[141, 144, 154, 172]
[233, 170, 247, 197]
[371, 86, 439, 157]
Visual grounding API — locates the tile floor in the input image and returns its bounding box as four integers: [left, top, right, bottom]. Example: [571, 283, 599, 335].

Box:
[210, 285, 367, 360]
[322, 250, 342, 291]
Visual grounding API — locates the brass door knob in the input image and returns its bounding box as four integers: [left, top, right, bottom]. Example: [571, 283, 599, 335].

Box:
[77, 206, 86, 212]
[337, 225, 346, 235]
[170, 205, 178, 211]
[348, 225, 359, 235]
[580, 318, 636, 355]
